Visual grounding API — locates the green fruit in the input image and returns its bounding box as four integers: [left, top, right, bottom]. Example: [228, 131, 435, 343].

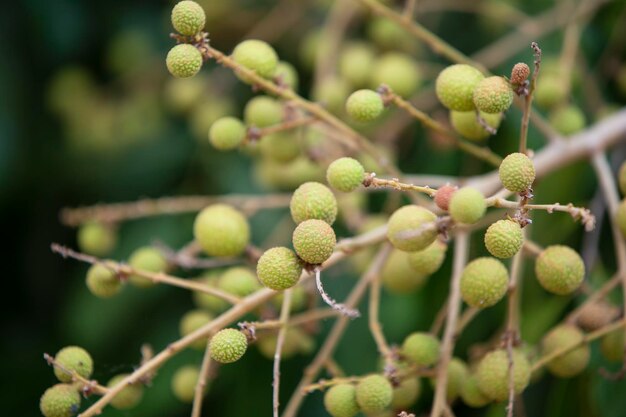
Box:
[255, 156, 325, 191]
[460, 257, 509, 308]
[381, 249, 427, 294]
[244, 96, 283, 128]
[401, 332, 440, 366]
[108, 374, 143, 409]
[273, 61, 299, 90]
[292, 219, 336, 265]
[542, 325, 590, 377]
[370, 52, 420, 97]
[193, 272, 229, 312]
[209, 328, 248, 363]
[209, 117, 246, 150]
[435, 64, 484, 111]
[475, 349, 531, 401]
[312, 77, 350, 115]
[53, 346, 93, 383]
[535, 245, 584, 295]
[600, 328, 625, 362]
[326, 157, 365, 192]
[534, 75, 568, 109]
[232, 39, 278, 79]
[391, 377, 421, 409]
[387, 205, 438, 252]
[324, 384, 359, 417]
[218, 267, 260, 297]
[367, 16, 413, 51]
[86, 264, 121, 298]
[618, 199, 626, 238]
[449, 187, 486, 224]
[171, 1, 206, 36]
[407, 240, 447, 275]
[498, 152, 535, 193]
[259, 132, 300, 163]
[429, 358, 468, 402]
[460, 375, 490, 408]
[618, 162, 626, 196]
[166, 44, 203, 78]
[339, 42, 376, 88]
[128, 246, 168, 288]
[193, 204, 250, 257]
[180, 309, 213, 350]
[290, 181, 338, 225]
[355, 375, 393, 413]
[40, 384, 81, 417]
[472, 76, 514, 114]
[346, 89, 384, 122]
[450, 110, 502, 141]
[257, 327, 314, 359]
[434, 184, 458, 211]
[77, 222, 116, 256]
[171, 365, 202, 403]
[484, 220, 523, 259]
[549, 105, 586, 136]
[256, 247, 303, 290]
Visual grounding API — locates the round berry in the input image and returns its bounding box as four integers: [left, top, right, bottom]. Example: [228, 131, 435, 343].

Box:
[450, 110, 502, 141]
[549, 105, 586, 136]
[193, 272, 229, 313]
[619, 162, 626, 196]
[434, 184, 458, 211]
[180, 309, 213, 350]
[600, 328, 625, 362]
[449, 187, 486, 224]
[401, 332, 440, 367]
[259, 132, 300, 163]
[166, 44, 203, 78]
[499, 152, 535, 193]
[472, 76, 514, 114]
[53, 346, 93, 383]
[209, 117, 246, 150]
[484, 219, 523, 259]
[218, 267, 260, 296]
[290, 182, 338, 225]
[232, 39, 278, 79]
[339, 42, 376, 88]
[617, 199, 626, 238]
[355, 374, 393, 413]
[273, 61, 299, 90]
[346, 89, 384, 122]
[542, 324, 590, 377]
[391, 377, 421, 409]
[313, 77, 351, 115]
[407, 240, 447, 275]
[510, 63, 530, 85]
[171, 1, 206, 36]
[381, 249, 427, 294]
[256, 327, 314, 359]
[77, 222, 116, 256]
[326, 157, 365, 192]
[460, 257, 509, 308]
[435, 64, 484, 111]
[128, 246, 168, 288]
[430, 357, 468, 402]
[292, 219, 336, 265]
[108, 374, 144, 409]
[40, 384, 81, 417]
[256, 247, 303, 290]
[387, 205, 438, 252]
[475, 349, 531, 401]
[86, 264, 121, 298]
[370, 52, 421, 97]
[460, 375, 490, 408]
[534, 75, 567, 109]
[324, 384, 359, 417]
[193, 204, 250, 257]
[209, 328, 248, 363]
[244, 96, 283, 128]
[171, 365, 202, 403]
[535, 245, 584, 295]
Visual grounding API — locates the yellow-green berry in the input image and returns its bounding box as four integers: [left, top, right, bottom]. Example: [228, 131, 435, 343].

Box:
[271, 285, 308, 312]
[381, 249, 427, 294]
[367, 16, 413, 51]
[450, 111, 502, 141]
[618, 199, 626, 238]
[542, 325, 590, 377]
[192, 272, 229, 312]
[259, 132, 300, 163]
[484, 219, 523, 259]
[290, 181, 338, 225]
[401, 332, 440, 366]
[429, 358, 468, 402]
[600, 328, 625, 362]
[407, 240, 447, 275]
[108, 374, 143, 409]
[77, 222, 116, 256]
[387, 205, 438, 252]
[171, 365, 202, 403]
[355, 374, 393, 414]
[40, 384, 81, 417]
[127, 246, 167, 288]
[498, 152, 535, 193]
[534, 74, 568, 109]
[460, 257, 508, 308]
[346, 89, 384, 122]
[435, 64, 484, 111]
[460, 375, 490, 408]
[472, 76, 514, 114]
[475, 349, 531, 401]
[171, 1, 205, 36]
[292, 219, 336, 265]
[273, 61, 299, 90]
[618, 161, 626, 196]
[449, 187, 486, 224]
[370, 52, 421, 97]
[86, 264, 121, 298]
[324, 383, 360, 417]
[549, 105, 586, 136]
[256, 247, 303, 290]
[313, 77, 350, 115]
[209, 328, 248, 363]
[339, 42, 376, 88]
[209, 117, 246, 150]
[391, 377, 421, 409]
[232, 39, 278, 79]
[535, 245, 584, 295]
[193, 204, 250, 257]
[510, 63, 530, 85]
[180, 309, 213, 350]
[218, 267, 260, 297]
[326, 157, 365, 192]
[53, 346, 93, 383]
[244, 96, 283, 127]
[166, 44, 202, 78]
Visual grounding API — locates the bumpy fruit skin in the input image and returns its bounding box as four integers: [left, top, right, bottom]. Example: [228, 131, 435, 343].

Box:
[40, 384, 81, 417]
[77, 222, 116, 256]
[407, 240, 447, 275]
[391, 377, 421, 409]
[435, 64, 484, 111]
[542, 325, 590, 377]
[355, 375, 393, 413]
[194, 204, 250, 257]
[326, 157, 365, 192]
[128, 246, 168, 288]
[387, 205, 438, 252]
[449, 187, 486, 224]
[232, 39, 278, 79]
[600, 328, 625, 362]
[370, 52, 421, 97]
[290, 182, 338, 225]
[484, 220, 523, 259]
[86, 264, 121, 298]
[450, 111, 502, 141]
[323, 384, 360, 417]
[460, 375, 490, 408]
[108, 374, 143, 409]
[171, 365, 201, 403]
[209, 328, 248, 363]
[256, 247, 303, 290]
[472, 76, 514, 114]
[180, 309, 213, 350]
[499, 152, 535, 193]
[434, 184, 458, 211]
[292, 219, 336, 265]
[346, 89, 384, 122]
[209, 117, 246, 150]
[617, 199, 626, 238]
[54, 346, 93, 383]
[460, 257, 509, 308]
[535, 245, 584, 295]
[510, 63, 530, 85]
[244, 96, 283, 127]
[171, 1, 205, 36]
[166, 44, 203, 78]
[401, 332, 440, 366]
[381, 249, 427, 294]
[549, 105, 586, 136]
[475, 349, 531, 401]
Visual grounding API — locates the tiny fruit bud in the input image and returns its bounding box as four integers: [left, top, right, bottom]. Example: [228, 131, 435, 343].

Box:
[510, 63, 530, 85]
[434, 184, 458, 211]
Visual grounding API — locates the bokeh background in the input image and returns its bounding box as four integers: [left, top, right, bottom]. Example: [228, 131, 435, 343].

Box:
[3, 0, 626, 416]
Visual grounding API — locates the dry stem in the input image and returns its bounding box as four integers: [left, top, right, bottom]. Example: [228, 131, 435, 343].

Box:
[273, 289, 293, 417]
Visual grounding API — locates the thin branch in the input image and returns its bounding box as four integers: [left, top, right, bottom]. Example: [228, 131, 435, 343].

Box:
[315, 268, 360, 318]
[191, 343, 213, 417]
[519, 42, 542, 154]
[273, 289, 293, 417]
[565, 274, 622, 324]
[368, 245, 394, 366]
[44, 353, 109, 396]
[248, 116, 317, 141]
[363, 174, 438, 197]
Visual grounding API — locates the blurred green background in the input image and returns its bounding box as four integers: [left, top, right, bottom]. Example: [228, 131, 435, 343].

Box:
[3, 0, 626, 416]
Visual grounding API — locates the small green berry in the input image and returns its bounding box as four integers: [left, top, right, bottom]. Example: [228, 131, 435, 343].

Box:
[171, 1, 205, 36]
[244, 96, 283, 128]
[617, 199, 626, 238]
[450, 110, 502, 141]
[209, 328, 248, 363]
[290, 181, 338, 225]
[434, 184, 458, 211]
[209, 117, 246, 150]
[77, 222, 116, 256]
[460, 257, 509, 308]
[259, 132, 300, 163]
[387, 205, 438, 252]
[381, 249, 427, 294]
[460, 375, 490, 408]
[542, 324, 590, 377]
[355, 374, 393, 413]
[484, 219, 523, 259]
[475, 349, 531, 401]
[108, 374, 143, 409]
[534, 74, 568, 109]
[600, 328, 625, 362]
[326, 157, 365, 192]
[367, 16, 413, 51]
[193, 204, 250, 257]
[86, 264, 121, 298]
[324, 383, 360, 417]
[339, 42, 376, 88]
[53, 346, 93, 383]
[256, 247, 303, 290]
[391, 377, 421, 409]
[535, 245, 584, 295]
[127, 246, 168, 288]
[429, 358, 467, 402]
[401, 332, 441, 367]
[312, 77, 351, 115]
[472, 76, 514, 114]
[449, 187, 486, 224]
[435, 64, 484, 111]
[166, 44, 203, 78]
[292, 219, 336, 265]
[618, 161, 626, 196]
[40, 384, 81, 417]
[346, 89, 384, 122]
[218, 267, 260, 296]
[232, 39, 278, 79]
[171, 365, 202, 403]
[549, 105, 586, 136]
[180, 309, 213, 350]
[192, 272, 229, 312]
[498, 152, 536, 193]
[407, 240, 447, 275]
[370, 52, 421, 97]
[273, 61, 299, 90]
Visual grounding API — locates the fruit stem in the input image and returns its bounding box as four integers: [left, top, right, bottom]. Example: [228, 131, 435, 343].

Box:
[519, 42, 543, 154]
[191, 343, 214, 417]
[273, 288, 293, 417]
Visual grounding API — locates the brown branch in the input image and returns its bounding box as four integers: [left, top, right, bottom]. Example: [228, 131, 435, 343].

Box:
[44, 353, 109, 396]
[273, 289, 293, 417]
[191, 343, 213, 417]
[519, 42, 542, 154]
[364, 174, 438, 197]
[368, 243, 395, 367]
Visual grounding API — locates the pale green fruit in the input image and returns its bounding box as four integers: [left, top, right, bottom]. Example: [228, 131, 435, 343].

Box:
[387, 205, 438, 252]
[128, 246, 168, 288]
[339, 42, 376, 88]
[499, 152, 535, 193]
[86, 264, 121, 298]
[256, 247, 303, 290]
[484, 219, 523, 259]
[292, 219, 336, 265]
[209, 328, 248, 363]
[324, 384, 359, 417]
[179, 309, 213, 350]
[475, 349, 531, 401]
[407, 240, 447, 275]
[460, 375, 490, 408]
[232, 39, 278, 79]
[401, 332, 440, 366]
[209, 117, 246, 150]
[53, 346, 93, 383]
[460, 257, 509, 308]
[166, 44, 203, 78]
[449, 187, 486, 224]
[108, 374, 144, 409]
[370, 52, 421, 97]
[171, 366, 203, 403]
[600, 328, 625, 362]
[77, 222, 116, 256]
[535, 245, 584, 295]
[381, 249, 427, 294]
[244, 96, 283, 127]
[542, 325, 590, 377]
[435, 64, 484, 111]
[549, 105, 586, 136]
[193, 204, 250, 257]
[391, 377, 421, 409]
[326, 157, 365, 193]
[355, 375, 393, 413]
[472, 76, 514, 114]
[40, 384, 81, 417]
[346, 89, 384, 122]
[171, 1, 206, 36]
[290, 181, 338, 225]
[450, 110, 502, 141]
